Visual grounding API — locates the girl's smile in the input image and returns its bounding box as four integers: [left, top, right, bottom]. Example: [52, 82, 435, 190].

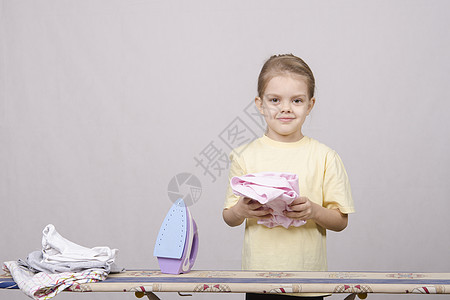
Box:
[277, 116, 295, 122]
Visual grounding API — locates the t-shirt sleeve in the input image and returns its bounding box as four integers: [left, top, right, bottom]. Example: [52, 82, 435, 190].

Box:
[322, 151, 355, 214]
[223, 150, 247, 210]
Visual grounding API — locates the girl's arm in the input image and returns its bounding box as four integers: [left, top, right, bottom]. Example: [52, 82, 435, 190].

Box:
[223, 196, 273, 227]
[284, 196, 348, 232]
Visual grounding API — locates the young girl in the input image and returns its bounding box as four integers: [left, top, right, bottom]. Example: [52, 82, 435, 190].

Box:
[223, 54, 355, 300]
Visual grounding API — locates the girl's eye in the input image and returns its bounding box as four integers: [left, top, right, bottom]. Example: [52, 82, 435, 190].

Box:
[270, 98, 279, 103]
[293, 99, 303, 104]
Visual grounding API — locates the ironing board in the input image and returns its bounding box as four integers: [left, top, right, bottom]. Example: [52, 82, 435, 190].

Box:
[1, 270, 450, 298]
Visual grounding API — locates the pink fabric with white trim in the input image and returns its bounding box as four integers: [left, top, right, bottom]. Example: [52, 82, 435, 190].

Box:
[230, 172, 306, 228]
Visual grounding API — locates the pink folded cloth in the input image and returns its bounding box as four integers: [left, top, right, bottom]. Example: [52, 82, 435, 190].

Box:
[230, 172, 306, 228]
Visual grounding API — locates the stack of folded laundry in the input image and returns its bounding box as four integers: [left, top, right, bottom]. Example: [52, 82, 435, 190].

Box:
[3, 224, 121, 299]
[231, 172, 306, 228]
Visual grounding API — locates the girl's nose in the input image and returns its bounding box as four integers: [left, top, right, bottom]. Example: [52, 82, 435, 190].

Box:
[280, 100, 292, 113]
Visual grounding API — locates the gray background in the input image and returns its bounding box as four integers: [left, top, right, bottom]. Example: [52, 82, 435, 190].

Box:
[1, 1, 449, 300]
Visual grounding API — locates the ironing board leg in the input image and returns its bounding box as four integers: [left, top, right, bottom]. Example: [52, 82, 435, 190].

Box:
[135, 292, 161, 300]
[344, 293, 368, 300]
[145, 292, 161, 300]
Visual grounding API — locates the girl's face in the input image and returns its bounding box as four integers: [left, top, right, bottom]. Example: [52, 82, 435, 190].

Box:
[255, 74, 315, 142]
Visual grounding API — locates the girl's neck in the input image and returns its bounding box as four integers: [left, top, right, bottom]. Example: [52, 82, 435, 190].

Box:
[265, 131, 304, 143]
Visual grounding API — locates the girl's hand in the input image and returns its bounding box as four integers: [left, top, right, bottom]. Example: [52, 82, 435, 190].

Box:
[284, 196, 349, 232]
[223, 196, 272, 227]
[235, 196, 273, 220]
[284, 196, 317, 221]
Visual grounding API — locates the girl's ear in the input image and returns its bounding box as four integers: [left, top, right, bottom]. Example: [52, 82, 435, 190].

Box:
[307, 97, 316, 115]
[255, 97, 264, 114]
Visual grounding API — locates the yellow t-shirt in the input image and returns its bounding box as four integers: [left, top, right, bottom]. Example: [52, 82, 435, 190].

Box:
[224, 135, 355, 272]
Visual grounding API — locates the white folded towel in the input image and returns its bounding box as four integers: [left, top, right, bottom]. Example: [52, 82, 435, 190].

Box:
[42, 224, 117, 265]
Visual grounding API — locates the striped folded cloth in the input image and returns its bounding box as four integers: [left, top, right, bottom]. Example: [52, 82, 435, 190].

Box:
[3, 261, 106, 299]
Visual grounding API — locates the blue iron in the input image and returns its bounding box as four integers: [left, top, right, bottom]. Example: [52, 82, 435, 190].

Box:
[153, 198, 199, 274]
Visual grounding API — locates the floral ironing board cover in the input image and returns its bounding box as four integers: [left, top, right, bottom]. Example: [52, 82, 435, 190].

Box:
[1, 270, 450, 295]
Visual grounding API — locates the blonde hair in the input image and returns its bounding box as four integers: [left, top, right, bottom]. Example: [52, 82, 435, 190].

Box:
[257, 54, 315, 99]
